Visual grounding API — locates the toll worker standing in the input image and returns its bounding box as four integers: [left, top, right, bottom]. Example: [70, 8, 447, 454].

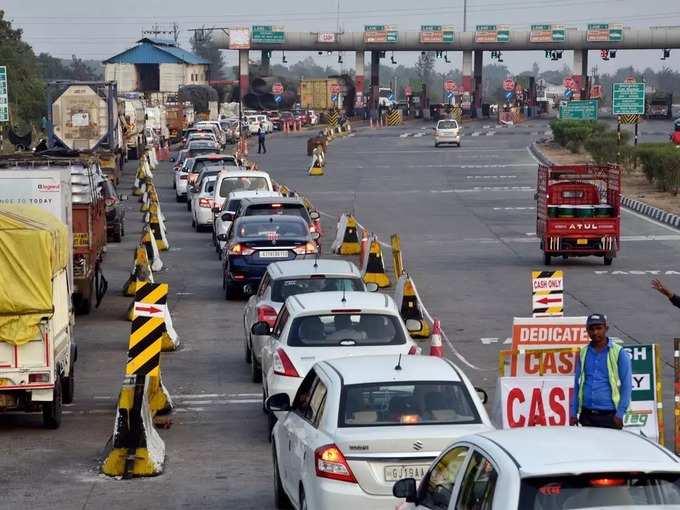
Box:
[570, 313, 632, 429]
[257, 126, 267, 154]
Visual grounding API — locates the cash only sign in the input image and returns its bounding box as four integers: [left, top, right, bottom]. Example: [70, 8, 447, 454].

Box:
[493, 316, 663, 442]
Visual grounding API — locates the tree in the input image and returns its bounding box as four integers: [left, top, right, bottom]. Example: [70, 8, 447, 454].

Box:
[191, 34, 226, 80]
[415, 52, 435, 90]
[532, 62, 540, 76]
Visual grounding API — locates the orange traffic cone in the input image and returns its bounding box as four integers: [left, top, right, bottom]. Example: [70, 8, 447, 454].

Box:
[429, 319, 444, 357]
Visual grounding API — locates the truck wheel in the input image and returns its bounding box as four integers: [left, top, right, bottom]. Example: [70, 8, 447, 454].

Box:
[225, 278, 239, 301]
[112, 224, 122, 243]
[62, 362, 75, 404]
[604, 255, 613, 266]
[75, 279, 94, 315]
[543, 253, 552, 266]
[42, 378, 63, 429]
[128, 147, 138, 160]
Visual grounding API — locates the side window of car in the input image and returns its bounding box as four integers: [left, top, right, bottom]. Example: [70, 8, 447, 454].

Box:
[257, 273, 270, 298]
[418, 446, 469, 510]
[271, 306, 289, 339]
[292, 371, 318, 417]
[455, 451, 498, 510]
[304, 379, 328, 427]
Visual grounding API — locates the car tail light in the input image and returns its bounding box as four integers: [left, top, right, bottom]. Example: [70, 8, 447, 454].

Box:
[314, 444, 357, 483]
[589, 478, 626, 487]
[228, 243, 255, 256]
[273, 348, 299, 377]
[257, 305, 278, 328]
[199, 198, 214, 208]
[293, 242, 318, 255]
[408, 345, 419, 355]
[180, 174, 188, 180]
[309, 224, 317, 233]
[29, 373, 50, 383]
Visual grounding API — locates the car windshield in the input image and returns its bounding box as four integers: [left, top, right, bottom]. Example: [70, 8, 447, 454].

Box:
[287, 313, 406, 347]
[271, 278, 364, 302]
[339, 382, 481, 427]
[236, 220, 308, 239]
[438, 121, 458, 129]
[193, 158, 236, 174]
[519, 473, 680, 509]
[219, 176, 269, 196]
[245, 204, 310, 221]
[188, 148, 218, 158]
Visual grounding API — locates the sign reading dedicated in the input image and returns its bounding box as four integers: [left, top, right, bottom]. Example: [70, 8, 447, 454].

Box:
[475, 25, 510, 43]
[587, 23, 623, 42]
[613, 82, 645, 115]
[252, 25, 285, 44]
[0, 66, 8, 123]
[420, 25, 455, 43]
[364, 25, 398, 43]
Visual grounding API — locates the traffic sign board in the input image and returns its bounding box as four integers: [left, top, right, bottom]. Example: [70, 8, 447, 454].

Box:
[559, 99, 599, 120]
[404, 85, 413, 96]
[503, 79, 514, 91]
[330, 95, 338, 102]
[613, 82, 645, 115]
[252, 25, 285, 43]
[274, 95, 282, 104]
[445, 80, 456, 92]
[532, 270, 564, 317]
[505, 91, 513, 100]
[564, 89, 573, 98]
[0, 66, 7, 123]
[330, 83, 340, 95]
[563, 77, 576, 90]
[272, 82, 284, 95]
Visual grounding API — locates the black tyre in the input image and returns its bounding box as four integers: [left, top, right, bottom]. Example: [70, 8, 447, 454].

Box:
[299, 488, 308, 510]
[604, 255, 613, 266]
[250, 348, 262, 383]
[111, 223, 122, 243]
[225, 278, 239, 300]
[273, 447, 292, 509]
[175, 193, 182, 202]
[245, 334, 252, 363]
[434, 142, 439, 148]
[42, 377, 63, 429]
[187, 200, 191, 212]
[62, 362, 75, 405]
[543, 252, 552, 266]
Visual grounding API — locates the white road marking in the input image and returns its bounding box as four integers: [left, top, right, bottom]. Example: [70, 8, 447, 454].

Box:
[343, 148, 531, 154]
[486, 131, 496, 136]
[399, 133, 410, 138]
[492, 206, 535, 210]
[414, 133, 425, 138]
[480, 337, 499, 344]
[409, 163, 531, 169]
[471, 131, 481, 137]
[593, 270, 680, 275]
[483, 125, 491, 129]
[466, 175, 518, 179]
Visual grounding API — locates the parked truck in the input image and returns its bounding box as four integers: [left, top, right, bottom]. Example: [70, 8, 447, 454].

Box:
[645, 92, 673, 119]
[145, 105, 170, 144]
[0, 205, 76, 429]
[165, 102, 193, 143]
[0, 155, 108, 314]
[299, 79, 343, 110]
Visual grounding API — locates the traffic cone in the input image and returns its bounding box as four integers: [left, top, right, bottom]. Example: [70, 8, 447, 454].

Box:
[331, 214, 361, 255]
[142, 224, 163, 272]
[429, 319, 444, 357]
[308, 147, 325, 176]
[123, 245, 155, 298]
[148, 204, 169, 251]
[395, 275, 432, 339]
[361, 235, 391, 288]
[160, 306, 180, 352]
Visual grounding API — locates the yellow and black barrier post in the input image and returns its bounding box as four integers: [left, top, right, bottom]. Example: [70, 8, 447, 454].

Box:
[390, 234, 405, 278]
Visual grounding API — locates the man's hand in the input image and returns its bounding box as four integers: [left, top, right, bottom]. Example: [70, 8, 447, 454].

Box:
[569, 416, 578, 426]
[652, 279, 674, 299]
[612, 416, 624, 429]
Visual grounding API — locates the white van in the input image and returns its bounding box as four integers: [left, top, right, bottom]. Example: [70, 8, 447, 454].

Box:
[212, 169, 274, 212]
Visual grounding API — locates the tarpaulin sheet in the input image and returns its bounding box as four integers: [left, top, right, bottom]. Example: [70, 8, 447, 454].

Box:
[0, 205, 69, 345]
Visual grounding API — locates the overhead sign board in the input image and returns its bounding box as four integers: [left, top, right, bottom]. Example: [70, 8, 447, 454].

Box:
[317, 32, 337, 43]
[531, 270, 564, 317]
[613, 82, 645, 115]
[252, 25, 285, 44]
[587, 23, 623, 42]
[364, 25, 398, 43]
[475, 25, 510, 43]
[420, 25, 455, 43]
[529, 24, 566, 43]
[228, 27, 251, 49]
[0, 66, 8, 123]
[559, 99, 599, 120]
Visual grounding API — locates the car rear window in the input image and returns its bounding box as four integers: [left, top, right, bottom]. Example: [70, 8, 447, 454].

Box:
[188, 149, 217, 158]
[287, 313, 406, 347]
[219, 176, 269, 196]
[236, 220, 308, 239]
[519, 473, 680, 509]
[245, 204, 310, 222]
[271, 278, 364, 302]
[224, 199, 241, 212]
[438, 121, 458, 129]
[193, 158, 236, 174]
[340, 382, 480, 427]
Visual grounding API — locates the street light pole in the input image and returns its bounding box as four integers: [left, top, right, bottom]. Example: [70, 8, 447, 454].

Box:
[463, 0, 467, 32]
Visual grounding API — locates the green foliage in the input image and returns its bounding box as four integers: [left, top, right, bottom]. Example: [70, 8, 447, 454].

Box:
[585, 131, 631, 164]
[634, 143, 680, 195]
[36, 53, 103, 81]
[549, 119, 609, 152]
[191, 34, 226, 79]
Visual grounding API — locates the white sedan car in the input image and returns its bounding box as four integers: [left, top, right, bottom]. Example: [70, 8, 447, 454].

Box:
[190, 175, 217, 231]
[174, 157, 194, 201]
[266, 355, 492, 510]
[393, 427, 680, 510]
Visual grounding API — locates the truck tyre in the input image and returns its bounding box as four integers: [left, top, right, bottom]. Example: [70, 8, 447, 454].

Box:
[42, 378, 63, 429]
[128, 147, 138, 160]
[273, 447, 292, 509]
[62, 362, 75, 404]
[187, 200, 192, 212]
[112, 223, 122, 243]
[543, 253, 552, 266]
[75, 279, 94, 315]
[604, 254, 614, 266]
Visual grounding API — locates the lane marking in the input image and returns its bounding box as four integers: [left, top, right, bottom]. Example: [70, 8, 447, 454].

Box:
[471, 132, 481, 137]
[408, 164, 531, 168]
[593, 270, 680, 275]
[486, 131, 496, 136]
[465, 175, 518, 179]
[337, 149, 534, 154]
[492, 206, 535, 210]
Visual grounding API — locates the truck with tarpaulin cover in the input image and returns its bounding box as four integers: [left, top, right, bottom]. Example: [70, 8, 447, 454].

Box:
[0, 155, 108, 315]
[536, 164, 621, 265]
[0, 205, 76, 429]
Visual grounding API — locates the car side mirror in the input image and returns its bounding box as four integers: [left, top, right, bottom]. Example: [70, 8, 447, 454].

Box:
[212, 206, 221, 213]
[265, 393, 291, 413]
[311, 231, 321, 240]
[405, 319, 423, 333]
[475, 387, 488, 405]
[169, 157, 176, 162]
[222, 211, 235, 221]
[120, 194, 128, 201]
[309, 211, 320, 220]
[393, 478, 418, 503]
[216, 233, 228, 242]
[251, 321, 271, 336]
[365, 282, 379, 292]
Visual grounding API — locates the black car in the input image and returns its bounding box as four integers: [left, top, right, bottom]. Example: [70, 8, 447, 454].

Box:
[219, 215, 319, 300]
[101, 178, 126, 242]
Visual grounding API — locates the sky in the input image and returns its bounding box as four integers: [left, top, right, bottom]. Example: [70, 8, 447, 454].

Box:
[4, 0, 680, 76]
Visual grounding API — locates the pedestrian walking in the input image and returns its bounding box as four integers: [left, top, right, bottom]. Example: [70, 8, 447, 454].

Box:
[652, 279, 680, 308]
[570, 313, 632, 429]
[257, 126, 267, 154]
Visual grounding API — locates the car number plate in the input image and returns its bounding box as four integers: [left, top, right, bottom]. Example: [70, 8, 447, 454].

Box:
[259, 250, 289, 258]
[384, 464, 429, 482]
[577, 238, 588, 245]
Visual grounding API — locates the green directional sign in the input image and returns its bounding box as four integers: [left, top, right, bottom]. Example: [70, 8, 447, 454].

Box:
[497, 28, 510, 42]
[476, 24, 497, 31]
[364, 25, 398, 43]
[624, 345, 655, 402]
[559, 99, 599, 120]
[587, 23, 624, 42]
[613, 82, 645, 115]
[0, 66, 8, 123]
[252, 25, 285, 43]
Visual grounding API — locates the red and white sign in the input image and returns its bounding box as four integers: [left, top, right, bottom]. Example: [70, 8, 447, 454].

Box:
[272, 82, 284, 95]
[563, 77, 576, 90]
[445, 80, 457, 93]
[499, 376, 574, 428]
[404, 85, 413, 96]
[503, 79, 515, 92]
[624, 76, 637, 84]
[228, 27, 251, 50]
[330, 83, 341, 95]
[133, 302, 166, 319]
[512, 316, 589, 351]
[317, 32, 336, 43]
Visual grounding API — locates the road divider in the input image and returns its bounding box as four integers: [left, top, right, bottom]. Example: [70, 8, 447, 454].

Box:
[123, 245, 155, 298]
[429, 320, 444, 357]
[394, 274, 432, 338]
[331, 213, 361, 255]
[361, 234, 391, 288]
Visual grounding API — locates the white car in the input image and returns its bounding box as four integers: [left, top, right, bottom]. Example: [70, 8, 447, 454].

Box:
[251, 291, 424, 425]
[393, 427, 680, 510]
[213, 169, 274, 212]
[307, 110, 319, 125]
[195, 121, 227, 146]
[243, 259, 370, 382]
[191, 175, 218, 232]
[256, 114, 274, 133]
[246, 115, 261, 135]
[434, 119, 462, 148]
[174, 157, 194, 201]
[213, 190, 282, 255]
[267, 355, 492, 510]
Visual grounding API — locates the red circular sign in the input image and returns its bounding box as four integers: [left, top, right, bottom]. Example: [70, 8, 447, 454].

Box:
[330, 83, 341, 95]
[503, 79, 515, 91]
[563, 77, 576, 90]
[404, 85, 413, 96]
[445, 80, 456, 93]
[624, 76, 637, 84]
[272, 82, 284, 95]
